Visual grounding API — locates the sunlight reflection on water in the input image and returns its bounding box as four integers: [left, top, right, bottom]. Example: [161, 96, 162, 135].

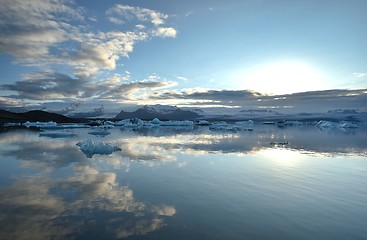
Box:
[0, 124, 366, 239]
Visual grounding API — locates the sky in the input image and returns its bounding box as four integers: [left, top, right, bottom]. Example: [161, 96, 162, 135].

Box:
[0, 0, 366, 117]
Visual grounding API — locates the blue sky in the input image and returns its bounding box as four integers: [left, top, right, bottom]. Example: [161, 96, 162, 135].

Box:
[0, 0, 366, 116]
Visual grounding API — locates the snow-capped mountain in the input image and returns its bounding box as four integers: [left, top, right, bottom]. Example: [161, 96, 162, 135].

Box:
[114, 105, 200, 120]
[141, 105, 180, 114]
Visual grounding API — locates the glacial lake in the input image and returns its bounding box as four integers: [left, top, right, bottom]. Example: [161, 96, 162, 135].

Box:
[0, 123, 367, 240]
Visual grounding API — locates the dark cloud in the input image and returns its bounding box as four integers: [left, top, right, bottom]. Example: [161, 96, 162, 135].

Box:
[1, 72, 90, 100]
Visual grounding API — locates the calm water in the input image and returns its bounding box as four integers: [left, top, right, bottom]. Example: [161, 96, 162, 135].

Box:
[0, 124, 367, 240]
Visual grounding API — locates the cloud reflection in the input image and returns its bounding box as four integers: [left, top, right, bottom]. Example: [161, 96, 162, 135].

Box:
[0, 164, 176, 239]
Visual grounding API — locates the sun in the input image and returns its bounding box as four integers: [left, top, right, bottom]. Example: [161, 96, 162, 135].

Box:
[241, 61, 329, 95]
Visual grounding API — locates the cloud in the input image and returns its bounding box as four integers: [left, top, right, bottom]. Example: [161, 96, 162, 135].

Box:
[106, 4, 168, 26]
[153, 27, 177, 38]
[1, 71, 90, 100]
[0, 70, 177, 112]
[353, 72, 367, 78]
[0, 1, 176, 78]
[0, 0, 83, 64]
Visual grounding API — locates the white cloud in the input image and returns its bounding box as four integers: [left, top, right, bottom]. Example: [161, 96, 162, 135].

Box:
[0, 0, 83, 63]
[176, 76, 188, 81]
[153, 27, 177, 38]
[0, 1, 177, 78]
[106, 4, 168, 26]
[353, 72, 367, 78]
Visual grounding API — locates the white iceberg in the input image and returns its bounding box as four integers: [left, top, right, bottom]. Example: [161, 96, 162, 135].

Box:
[39, 132, 77, 138]
[159, 120, 194, 127]
[316, 120, 339, 128]
[279, 120, 303, 126]
[76, 139, 121, 158]
[23, 121, 57, 128]
[195, 120, 211, 126]
[115, 119, 136, 127]
[339, 122, 359, 128]
[116, 118, 194, 128]
[209, 122, 243, 132]
[316, 120, 359, 129]
[151, 118, 161, 125]
[235, 120, 254, 126]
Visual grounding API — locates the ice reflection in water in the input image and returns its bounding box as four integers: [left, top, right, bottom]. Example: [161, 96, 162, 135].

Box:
[0, 124, 366, 239]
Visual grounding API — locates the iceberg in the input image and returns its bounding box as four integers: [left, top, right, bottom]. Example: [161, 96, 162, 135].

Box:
[76, 139, 121, 158]
[22, 121, 87, 129]
[339, 122, 359, 128]
[316, 120, 359, 129]
[151, 118, 161, 125]
[159, 120, 194, 127]
[39, 132, 77, 138]
[115, 119, 136, 127]
[209, 122, 243, 132]
[195, 120, 211, 126]
[116, 118, 194, 128]
[316, 120, 339, 128]
[278, 120, 303, 126]
[235, 120, 254, 126]
[23, 121, 57, 128]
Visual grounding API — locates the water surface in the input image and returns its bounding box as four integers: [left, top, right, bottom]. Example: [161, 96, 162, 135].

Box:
[0, 124, 366, 239]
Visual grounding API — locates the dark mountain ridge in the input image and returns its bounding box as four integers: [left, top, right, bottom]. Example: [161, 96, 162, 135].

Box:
[0, 109, 81, 124]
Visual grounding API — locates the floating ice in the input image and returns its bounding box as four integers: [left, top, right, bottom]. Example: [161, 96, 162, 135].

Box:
[278, 120, 303, 126]
[116, 118, 194, 128]
[339, 122, 359, 128]
[39, 132, 76, 138]
[209, 122, 244, 132]
[316, 120, 359, 129]
[23, 121, 57, 128]
[235, 120, 255, 131]
[151, 118, 161, 125]
[316, 120, 339, 128]
[115, 119, 136, 127]
[159, 120, 194, 127]
[22, 121, 87, 129]
[195, 120, 211, 126]
[88, 131, 111, 136]
[76, 139, 121, 158]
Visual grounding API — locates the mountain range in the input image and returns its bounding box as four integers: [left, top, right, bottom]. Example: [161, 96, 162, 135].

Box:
[0, 110, 79, 124]
[114, 105, 200, 120]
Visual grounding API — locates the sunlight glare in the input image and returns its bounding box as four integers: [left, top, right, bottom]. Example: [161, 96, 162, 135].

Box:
[258, 148, 304, 168]
[242, 61, 328, 95]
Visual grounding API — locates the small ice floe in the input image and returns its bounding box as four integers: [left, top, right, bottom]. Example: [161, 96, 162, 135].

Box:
[209, 122, 244, 132]
[316, 120, 359, 129]
[103, 121, 115, 128]
[339, 122, 359, 128]
[195, 120, 212, 126]
[277, 120, 303, 127]
[55, 124, 88, 129]
[76, 139, 121, 158]
[117, 118, 194, 128]
[234, 120, 254, 130]
[160, 120, 194, 127]
[88, 130, 111, 136]
[115, 119, 136, 127]
[316, 120, 339, 128]
[39, 132, 76, 138]
[235, 120, 254, 126]
[23, 121, 57, 128]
